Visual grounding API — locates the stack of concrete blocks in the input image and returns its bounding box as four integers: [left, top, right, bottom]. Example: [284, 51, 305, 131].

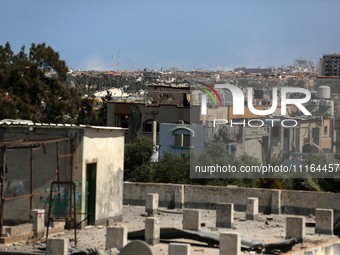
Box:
[106, 225, 127, 250]
[216, 203, 234, 228]
[315, 208, 333, 235]
[246, 197, 259, 221]
[29, 209, 45, 239]
[146, 193, 159, 216]
[169, 243, 190, 255]
[46, 238, 68, 255]
[183, 209, 201, 231]
[219, 232, 241, 255]
[286, 216, 305, 242]
[145, 217, 160, 245]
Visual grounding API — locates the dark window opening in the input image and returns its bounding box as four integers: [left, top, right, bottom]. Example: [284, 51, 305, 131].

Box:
[272, 126, 280, 137]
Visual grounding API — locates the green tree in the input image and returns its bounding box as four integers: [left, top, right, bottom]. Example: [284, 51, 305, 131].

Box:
[77, 97, 97, 125]
[124, 136, 155, 182]
[154, 153, 190, 184]
[0, 42, 93, 123]
[96, 91, 112, 126]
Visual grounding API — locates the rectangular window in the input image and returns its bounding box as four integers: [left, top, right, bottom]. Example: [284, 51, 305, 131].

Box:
[143, 123, 152, 132]
[183, 134, 191, 147]
[272, 126, 280, 137]
[174, 134, 191, 147]
[174, 134, 182, 146]
[121, 122, 129, 128]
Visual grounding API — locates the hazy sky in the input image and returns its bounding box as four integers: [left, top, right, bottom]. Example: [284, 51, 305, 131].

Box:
[1, 1, 339, 71]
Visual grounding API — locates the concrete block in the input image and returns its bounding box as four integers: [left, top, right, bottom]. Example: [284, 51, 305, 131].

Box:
[183, 209, 201, 231]
[5, 223, 33, 237]
[286, 216, 305, 242]
[174, 185, 184, 209]
[246, 197, 259, 221]
[106, 226, 127, 250]
[29, 209, 45, 239]
[46, 238, 68, 255]
[315, 209, 333, 235]
[145, 193, 159, 216]
[107, 219, 115, 227]
[219, 232, 241, 255]
[271, 190, 281, 214]
[216, 203, 234, 228]
[169, 243, 190, 255]
[145, 217, 160, 245]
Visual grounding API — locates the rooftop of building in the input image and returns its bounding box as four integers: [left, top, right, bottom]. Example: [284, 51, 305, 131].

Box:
[0, 119, 127, 131]
[0, 205, 336, 255]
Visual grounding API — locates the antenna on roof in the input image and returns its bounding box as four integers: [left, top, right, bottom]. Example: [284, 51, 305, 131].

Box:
[112, 54, 114, 72]
[118, 51, 120, 73]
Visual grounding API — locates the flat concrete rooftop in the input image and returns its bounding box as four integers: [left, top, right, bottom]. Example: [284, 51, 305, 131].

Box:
[0, 206, 337, 254]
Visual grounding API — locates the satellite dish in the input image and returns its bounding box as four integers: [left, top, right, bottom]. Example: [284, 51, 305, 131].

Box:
[148, 98, 153, 105]
[167, 98, 172, 104]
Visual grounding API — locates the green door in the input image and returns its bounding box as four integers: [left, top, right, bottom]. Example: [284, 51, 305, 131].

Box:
[86, 163, 96, 225]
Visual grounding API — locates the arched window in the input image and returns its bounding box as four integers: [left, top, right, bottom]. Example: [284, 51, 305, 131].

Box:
[171, 127, 194, 149]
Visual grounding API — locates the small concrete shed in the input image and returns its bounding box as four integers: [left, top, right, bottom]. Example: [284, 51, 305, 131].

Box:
[0, 121, 126, 231]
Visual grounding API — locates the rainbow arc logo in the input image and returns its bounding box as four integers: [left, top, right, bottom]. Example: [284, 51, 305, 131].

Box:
[197, 82, 223, 107]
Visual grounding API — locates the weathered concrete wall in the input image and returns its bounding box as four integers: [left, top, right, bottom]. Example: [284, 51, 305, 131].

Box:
[282, 190, 340, 215]
[123, 182, 183, 208]
[83, 127, 125, 224]
[0, 126, 82, 225]
[124, 183, 273, 213]
[124, 182, 340, 216]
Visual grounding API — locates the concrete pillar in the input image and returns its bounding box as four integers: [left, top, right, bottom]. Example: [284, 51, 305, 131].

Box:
[183, 209, 201, 231]
[315, 209, 333, 235]
[174, 185, 184, 209]
[241, 128, 246, 154]
[152, 120, 157, 146]
[216, 203, 234, 228]
[46, 238, 68, 255]
[146, 193, 159, 216]
[246, 197, 259, 221]
[106, 226, 127, 250]
[271, 190, 281, 214]
[169, 243, 190, 255]
[219, 232, 241, 255]
[145, 217, 160, 245]
[29, 209, 45, 239]
[286, 216, 305, 242]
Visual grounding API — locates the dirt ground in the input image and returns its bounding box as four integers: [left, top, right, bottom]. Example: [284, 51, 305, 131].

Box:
[0, 205, 338, 254]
